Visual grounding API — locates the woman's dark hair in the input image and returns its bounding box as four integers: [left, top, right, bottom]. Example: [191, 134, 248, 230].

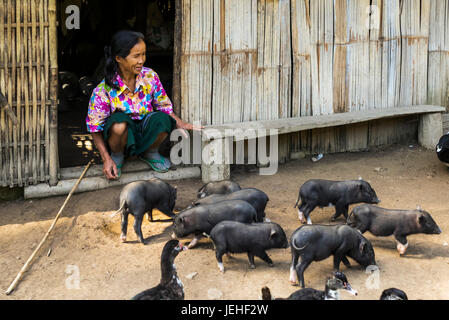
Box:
[104, 30, 145, 89]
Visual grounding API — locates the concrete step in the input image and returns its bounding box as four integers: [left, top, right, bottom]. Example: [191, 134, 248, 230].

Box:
[24, 163, 201, 199]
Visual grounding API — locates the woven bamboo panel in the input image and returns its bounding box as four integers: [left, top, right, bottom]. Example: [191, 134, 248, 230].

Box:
[182, 0, 449, 160]
[0, 0, 54, 187]
[180, 0, 213, 126]
[181, 0, 291, 125]
[428, 0, 449, 108]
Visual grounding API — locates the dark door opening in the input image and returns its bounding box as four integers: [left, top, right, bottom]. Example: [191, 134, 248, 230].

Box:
[56, 0, 175, 168]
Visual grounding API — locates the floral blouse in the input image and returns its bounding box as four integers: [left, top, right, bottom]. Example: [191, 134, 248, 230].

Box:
[86, 67, 173, 133]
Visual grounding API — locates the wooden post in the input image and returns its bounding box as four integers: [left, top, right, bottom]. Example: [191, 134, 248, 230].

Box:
[419, 113, 443, 149]
[172, 0, 182, 117]
[201, 137, 231, 183]
[48, 0, 59, 186]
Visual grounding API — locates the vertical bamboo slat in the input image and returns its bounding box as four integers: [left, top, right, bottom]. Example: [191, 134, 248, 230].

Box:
[38, 0, 45, 181]
[44, 0, 50, 179]
[368, 0, 382, 110]
[278, 0, 291, 119]
[22, 0, 29, 186]
[7, 0, 14, 186]
[333, 0, 347, 114]
[0, 0, 5, 186]
[172, 0, 182, 117]
[31, 0, 39, 184]
[15, 0, 21, 186]
[428, 0, 449, 108]
[48, 0, 58, 186]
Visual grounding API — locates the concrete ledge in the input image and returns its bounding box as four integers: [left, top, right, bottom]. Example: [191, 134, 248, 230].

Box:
[60, 159, 158, 180]
[24, 166, 201, 199]
[204, 105, 446, 141]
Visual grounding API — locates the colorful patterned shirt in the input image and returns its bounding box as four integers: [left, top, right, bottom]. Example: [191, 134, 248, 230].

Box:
[86, 67, 173, 133]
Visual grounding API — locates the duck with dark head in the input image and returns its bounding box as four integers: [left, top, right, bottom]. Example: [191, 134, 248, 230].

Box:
[262, 272, 358, 300]
[380, 288, 408, 300]
[131, 240, 188, 300]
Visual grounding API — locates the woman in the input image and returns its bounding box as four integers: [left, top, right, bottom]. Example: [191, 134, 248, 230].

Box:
[86, 30, 199, 179]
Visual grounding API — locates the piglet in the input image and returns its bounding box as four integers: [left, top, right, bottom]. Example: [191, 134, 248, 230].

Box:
[112, 178, 177, 244]
[290, 224, 376, 288]
[210, 221, 289, 272]
[347, 204, 442, 255]
[197, 180, 241, 198]
[172, 200, 258, 248]
[193, 188, 269, 222]
[294, 179, 380, 224]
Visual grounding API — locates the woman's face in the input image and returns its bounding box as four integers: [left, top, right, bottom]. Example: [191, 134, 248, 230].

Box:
[116, 39, 146, 76]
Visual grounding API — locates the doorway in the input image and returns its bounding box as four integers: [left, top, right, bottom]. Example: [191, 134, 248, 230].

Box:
[56, 0, 176, 168]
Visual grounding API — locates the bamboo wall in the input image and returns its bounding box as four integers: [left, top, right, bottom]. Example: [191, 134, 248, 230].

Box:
[180, 0, 449, 158]
[0, 0, 54, 187]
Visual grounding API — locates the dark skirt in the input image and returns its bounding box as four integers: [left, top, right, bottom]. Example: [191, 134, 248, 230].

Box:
[102, 111, 176, 156]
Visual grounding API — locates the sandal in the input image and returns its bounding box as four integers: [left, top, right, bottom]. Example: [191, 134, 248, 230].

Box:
[115, 162, 123, 179]
[139, 155, 169, 173]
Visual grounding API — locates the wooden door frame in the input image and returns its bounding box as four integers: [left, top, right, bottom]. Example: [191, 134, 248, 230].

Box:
[48, 0, 58, 186]
[172, 0, 182, 117]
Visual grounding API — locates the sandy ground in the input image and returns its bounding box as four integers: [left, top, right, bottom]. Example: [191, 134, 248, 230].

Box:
[1, 144, 449, 300]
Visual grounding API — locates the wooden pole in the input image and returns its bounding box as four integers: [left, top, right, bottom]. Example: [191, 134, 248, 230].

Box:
[5, 159, 94, 296]
[172, 0, 182, 117]
[48, 0, 58, 186]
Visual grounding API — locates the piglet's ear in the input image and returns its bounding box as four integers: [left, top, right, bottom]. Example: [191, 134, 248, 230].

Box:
[269, 229, 277, 240]
[416, 205, 422, 212]
[357, 184, 363, 194]
[359, 241, 366, 254]
[416, 213, 425, 226]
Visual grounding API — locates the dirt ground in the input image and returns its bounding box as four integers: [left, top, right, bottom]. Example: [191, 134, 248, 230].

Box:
[1, 144, 449, 300]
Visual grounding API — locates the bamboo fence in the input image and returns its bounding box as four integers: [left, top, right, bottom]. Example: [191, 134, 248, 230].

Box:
[0, 0, 57, 187]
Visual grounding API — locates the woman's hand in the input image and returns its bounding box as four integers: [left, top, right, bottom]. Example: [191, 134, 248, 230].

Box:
[170, 112, 204, 138]
[103, 157, 119, 180]
[91, 132, 119, 180]
[175, 118, 204, 131]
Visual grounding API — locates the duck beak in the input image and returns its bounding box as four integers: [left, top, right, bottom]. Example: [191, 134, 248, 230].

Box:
[178, 242, 188, 251]
[344, 283, 358, 296]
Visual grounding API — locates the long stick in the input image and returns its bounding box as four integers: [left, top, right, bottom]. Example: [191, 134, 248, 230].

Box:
[5, 159, 95, 295]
